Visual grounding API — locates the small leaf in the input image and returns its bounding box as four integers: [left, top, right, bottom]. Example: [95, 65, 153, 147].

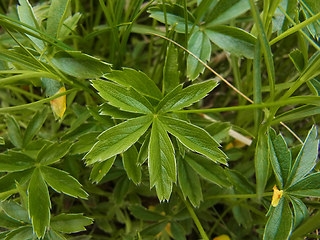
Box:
[289, 196, 308, 229]
[104, 68, 162, 100]
[184, 152, 230, 188]
[92, 80, 154, 114]
[23, 108, 48, 146]
[187, 30, 211, 80]
[288, 125, 319, 186]
[84, 115, 153, 164]
[206, 26, 256, 59]
[149, 117, 176, 201]
[148, 4, 197, 33]
[4, 226, 34, 240]
[1, 201, 29, 223]
[289, 49, 305, 72]
[52, 51, 111, 78]
[58, 13, 82, 40]
[255, 130, 270, 197]
[50, 213, 93, 234]
[137, 133, 150, 165]
[160, 116, 227, 164]
[206, 0, 250, 26]
[0, 170, 33, 200]
[123, 145, 141, 184]
[50, 87, 67, 119]
[37, 141, 72, 165]
[113, 176, 130, 204]
[157, 80, 218, 113]
[129, 205, 166, 221]
[17, 0, 45, 50]
[177, 155, 202, 207]
[99, 103, 141, 119]
[141, 221, 169, 237]
[89, 156, 116, 183]
[287, 172, 320, 197]
[6, 115, 23, 148]
[263, 198, 293, 240]
[28, 168, 50, 238]
[46, 0, 70, 37]
[0, 137, 4, 145]
[268, 128, 292, 188]
[170, 221, 186, 240]
[226, 170, 255, 194]
[163, 42, 180, 93]
[0, 151, 35, 172]
[41, 166, 88, 199]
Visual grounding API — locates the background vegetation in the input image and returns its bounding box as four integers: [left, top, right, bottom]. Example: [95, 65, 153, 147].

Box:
[0, 0, 319, 239]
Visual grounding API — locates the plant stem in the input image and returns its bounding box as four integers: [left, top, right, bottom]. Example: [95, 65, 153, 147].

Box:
[179, 191, 209, 240]
[206, 192, 273, 200]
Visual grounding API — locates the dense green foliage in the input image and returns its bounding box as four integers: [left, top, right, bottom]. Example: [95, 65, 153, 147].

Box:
[0, 0, 320, 239]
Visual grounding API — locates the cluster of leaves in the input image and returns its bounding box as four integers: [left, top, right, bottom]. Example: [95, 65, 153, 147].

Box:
[0, 0, 319, 239]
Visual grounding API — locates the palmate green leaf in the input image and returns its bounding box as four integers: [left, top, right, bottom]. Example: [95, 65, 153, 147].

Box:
[37, 141, 72, 165]
[163, 42, 180, 93]
[50, 213, 93, 234]
[177, 155, 202, 207]
[0, 151, 35, 172]
[92, 80, 154, 114]
[51, 51, 111, 79]
[41, 166, 88, 199]
[89, 156, 116, 183]
[123, 145, 141, 184]
[85, 115, 153, 165]
[289, 196, 308, 229]
[287, 125, 319, 186]
[184, 152, 230, 188]
[17, 0, 44, 50]
[287, 172, 320, 197]
[28, 168, 50, 239]
[46, 0, 70, 37]
[4, 226, 34, 240]
[156, 80, 218, 113]
[23, 107, 48, 147]
[268, 128, 292, 188]
[148, 4, 197, 33]
[159, 116, 227, 165]
[149, 117, 176, 201]
[263, 198, 293, 240]
[1, 201, 29, 223]
[6, 115, 23, 149]
[205, 0, 250, 26]
[187, 30, 211, 80]
[206, 26, 256, 59]
[104, 68, 163, 100]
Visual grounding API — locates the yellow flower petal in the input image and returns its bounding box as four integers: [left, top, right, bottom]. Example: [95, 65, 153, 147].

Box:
[213, 234, 231, 240]
[50, 87, 66, 119]
[271, 185, 283, 207]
